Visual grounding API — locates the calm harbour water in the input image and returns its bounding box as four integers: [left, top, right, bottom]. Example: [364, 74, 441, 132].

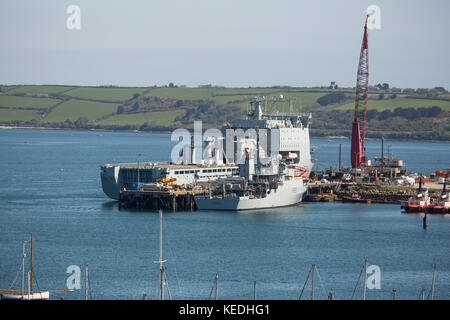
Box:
[0, 129, 449, 300]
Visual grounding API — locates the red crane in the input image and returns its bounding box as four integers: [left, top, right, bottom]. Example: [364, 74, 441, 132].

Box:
[351, 15, 370, 169]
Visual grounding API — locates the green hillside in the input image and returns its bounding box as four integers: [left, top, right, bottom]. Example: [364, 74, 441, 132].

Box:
[337, 98, 450, 111]
[0, 84, 448, 141]
[66, 87, 148, 101]
[0, 95, 60, 109]
[42, 100, 120, 122]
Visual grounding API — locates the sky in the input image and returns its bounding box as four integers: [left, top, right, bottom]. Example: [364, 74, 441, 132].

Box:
[0, 0, 449, 89]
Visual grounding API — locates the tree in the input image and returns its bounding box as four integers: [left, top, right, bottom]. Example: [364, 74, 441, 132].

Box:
[378, 109, 392, 120]
[132, 102, 140, 111]
[316, 92, 347, 106]
[117, 105, 125, 114]
[140, 122, 150, 130]
[74, 116, 89, 128]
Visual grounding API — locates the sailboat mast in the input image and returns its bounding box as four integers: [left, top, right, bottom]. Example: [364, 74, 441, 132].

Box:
[27, 271, 31, 298]
[22, 240, 26, 294]
[85, 264, 89, 300]
[363, 258, 368, 300]
[158, 209, 164, 300]
[30, 233, 33, 293]
[215, 274, 219, 300]
[430, 264, 436, 300]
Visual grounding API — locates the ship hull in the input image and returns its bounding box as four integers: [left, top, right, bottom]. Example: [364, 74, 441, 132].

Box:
[101, 167, 121, 200]
[429, 206, 449, 214]
[195, 180, 308, 211]
[402, 205, 429, 213]
[1, 291, 50, 300]
[100, 163, 239, 201]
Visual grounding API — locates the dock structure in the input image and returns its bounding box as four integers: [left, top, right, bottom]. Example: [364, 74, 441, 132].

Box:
[118, 189, 209, 211]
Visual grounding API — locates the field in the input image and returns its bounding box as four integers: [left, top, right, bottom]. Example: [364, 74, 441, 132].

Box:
[7, 85, 75, 95]
[0, 109, 41, 121]
[98, 110, 185, 126]
[336, 98, 450, 111]
[66, 87, 148, 101]
[141, 87, 330, 112]
[0, 85, 448, 140]
[0, 95, 60, 109]
[42, 100, 120, 122]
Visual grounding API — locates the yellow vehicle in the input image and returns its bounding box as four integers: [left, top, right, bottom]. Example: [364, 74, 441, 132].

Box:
[156, 178, 177, 185]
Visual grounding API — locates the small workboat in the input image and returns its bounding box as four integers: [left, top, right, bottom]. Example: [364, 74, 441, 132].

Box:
[342, 194, 372, 204]
[430, 182, 449, 214]
[401, 178, 431, 213]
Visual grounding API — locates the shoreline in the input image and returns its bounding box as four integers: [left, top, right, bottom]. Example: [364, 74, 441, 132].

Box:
[1, 125, 449, 143]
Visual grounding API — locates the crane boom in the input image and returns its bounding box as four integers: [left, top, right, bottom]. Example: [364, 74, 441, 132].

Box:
[351, 15, 369, 169]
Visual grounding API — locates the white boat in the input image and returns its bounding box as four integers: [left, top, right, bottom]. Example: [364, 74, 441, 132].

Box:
[1, 234, 70, 300]
[1, 291, 50, 300]
[196, 179, 308, 210]
[195, 98, 313, 211]
[101, 162, 239, 200]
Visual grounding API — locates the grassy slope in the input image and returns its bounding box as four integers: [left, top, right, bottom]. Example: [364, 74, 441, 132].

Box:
[144, 88, 328, 111]
[0, 86, 448, 140]
[145, 87, 213, 100]
[0, 95, 60, 109]
[336, 98, 450, 111]
[7, 85, 75, 95]
[66, 87, 148, 101]
[43, 100, 119, 122]
[0, 109, 41, 121]
[98, 110, 185, 126]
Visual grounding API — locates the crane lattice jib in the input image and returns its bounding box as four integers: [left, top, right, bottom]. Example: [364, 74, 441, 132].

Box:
[353, 15, 369, 160]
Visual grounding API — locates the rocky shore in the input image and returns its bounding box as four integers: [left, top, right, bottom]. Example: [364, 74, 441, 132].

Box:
[306, 183, 442, 204]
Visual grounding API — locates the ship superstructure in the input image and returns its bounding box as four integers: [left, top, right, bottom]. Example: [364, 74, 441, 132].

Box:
[195, 99, 313, 210]
[101, 162, 238, 200]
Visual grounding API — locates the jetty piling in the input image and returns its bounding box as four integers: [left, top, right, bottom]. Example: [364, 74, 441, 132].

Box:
[119, 189, 206, 211]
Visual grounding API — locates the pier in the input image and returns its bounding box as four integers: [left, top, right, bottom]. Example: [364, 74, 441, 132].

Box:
[118, 180, 445, 211]
[118, 189, 209, 211]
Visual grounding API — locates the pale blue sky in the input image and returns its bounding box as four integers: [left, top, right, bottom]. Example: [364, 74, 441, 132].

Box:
[1, 0, 449, 88]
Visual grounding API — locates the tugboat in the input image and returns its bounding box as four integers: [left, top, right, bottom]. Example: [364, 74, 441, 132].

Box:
[430, 182, 449, 214]
[401, 177, 431, 213]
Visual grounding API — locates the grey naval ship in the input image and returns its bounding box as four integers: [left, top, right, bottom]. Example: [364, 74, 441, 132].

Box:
[195, 99, 313, 210]
[101, 98, 313, 210]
